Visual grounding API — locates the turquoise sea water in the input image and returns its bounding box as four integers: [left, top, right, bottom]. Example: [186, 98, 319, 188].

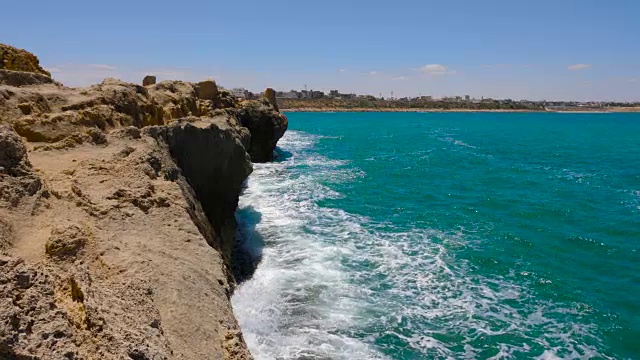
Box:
[232, 112, 640, 359]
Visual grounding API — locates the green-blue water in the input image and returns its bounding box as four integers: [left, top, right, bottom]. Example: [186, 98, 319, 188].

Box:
[232, 112, 640, 359]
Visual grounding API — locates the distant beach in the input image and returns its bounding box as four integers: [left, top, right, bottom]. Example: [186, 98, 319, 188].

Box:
[281, 107, 640, 113]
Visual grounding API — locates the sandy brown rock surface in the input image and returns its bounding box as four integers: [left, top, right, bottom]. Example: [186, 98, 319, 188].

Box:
[0, 44, 287, 359]
[0, 44, 51, 77]
[1, 117, 255, 360]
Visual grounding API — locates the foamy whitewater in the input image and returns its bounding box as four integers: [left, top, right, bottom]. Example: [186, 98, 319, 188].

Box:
[232, 113, 639, 359]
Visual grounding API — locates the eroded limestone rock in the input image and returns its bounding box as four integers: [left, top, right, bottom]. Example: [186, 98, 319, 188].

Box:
[196, 80, 219, 102]
[0, 124, 30, 174]
[0, 125, 43, 207]
[45, 224, 89, 260]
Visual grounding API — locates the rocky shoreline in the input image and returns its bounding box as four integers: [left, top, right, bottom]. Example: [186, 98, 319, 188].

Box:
[0, 44, 286, 359]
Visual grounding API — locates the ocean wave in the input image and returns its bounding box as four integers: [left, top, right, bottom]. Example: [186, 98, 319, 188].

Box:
[232, 130, 612, 360]
[439, 136, 477, 149]
[428, 128, 478, 149]
[558, 169, 597, 184]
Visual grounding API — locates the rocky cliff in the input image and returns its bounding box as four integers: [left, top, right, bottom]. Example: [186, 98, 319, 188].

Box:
[0, 45, 287, 359]
[0, 44, 51, 77]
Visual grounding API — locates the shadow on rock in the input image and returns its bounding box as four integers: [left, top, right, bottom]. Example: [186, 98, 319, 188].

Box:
[234, 205, 264, 283]
[0, 348, 39, 360]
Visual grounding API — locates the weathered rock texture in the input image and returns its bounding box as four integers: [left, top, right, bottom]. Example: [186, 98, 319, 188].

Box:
[0, 44, 286, 359]
[236, 99, 288, 162]
[196, 80, 219, 103]
[0, 69, 57, 87]
[0, 44, 51, 77]
[0, 73, 284, 161]
[0, 125, 42, 207]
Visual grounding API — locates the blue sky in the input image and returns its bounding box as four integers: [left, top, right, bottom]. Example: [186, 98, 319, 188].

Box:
[4, 0, 639, 101]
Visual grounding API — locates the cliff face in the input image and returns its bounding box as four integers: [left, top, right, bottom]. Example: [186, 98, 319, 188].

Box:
[236, 99, 288, 162]
[0, 45, 286, 359]
[148, 118, 253, 269]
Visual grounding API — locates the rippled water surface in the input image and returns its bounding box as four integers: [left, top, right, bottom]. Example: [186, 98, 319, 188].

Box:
[232, 112, 640, 359]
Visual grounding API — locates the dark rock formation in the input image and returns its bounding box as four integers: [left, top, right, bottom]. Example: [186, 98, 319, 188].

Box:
[0, 69, 56, 87]
[45, 224, 89, 260]
[237, 98, 288, 162]
[1, 71, 288, 163]
[147, 117, 252, 268]
[0, 125, 30, 175]
[196, 80, 219, 103]
[0, 44, 51, 77]
[142, 75, 156, 86]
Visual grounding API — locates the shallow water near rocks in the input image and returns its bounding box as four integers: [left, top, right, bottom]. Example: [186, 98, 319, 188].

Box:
[232, 112, 640, 359]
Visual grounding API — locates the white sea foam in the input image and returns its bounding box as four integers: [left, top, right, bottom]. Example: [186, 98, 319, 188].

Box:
[631, 190, 640, 211]
[429, 128, 476, 150]
[231, 130, 611, 359]
[232, 131, 386, 359]
[559, 169, 597, 184]
[439, 136, 478, 149]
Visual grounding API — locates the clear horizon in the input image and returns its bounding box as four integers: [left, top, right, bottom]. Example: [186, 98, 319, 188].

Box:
[4, 0, 639, 102]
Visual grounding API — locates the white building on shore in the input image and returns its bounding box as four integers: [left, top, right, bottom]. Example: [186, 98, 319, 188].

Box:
[230, 88, 248, 99]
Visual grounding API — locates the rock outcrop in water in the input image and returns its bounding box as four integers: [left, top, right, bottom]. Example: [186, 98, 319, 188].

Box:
[0, 44, 286, 359]
[236, 97, 288, 162]
[0, 44, 51, 77]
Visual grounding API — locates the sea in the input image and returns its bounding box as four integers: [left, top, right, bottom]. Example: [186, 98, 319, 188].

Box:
[231, 112, 640, 360]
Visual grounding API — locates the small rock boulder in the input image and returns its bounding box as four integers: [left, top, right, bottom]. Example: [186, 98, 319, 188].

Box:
[87, 127, 107, 145]
[45, 225, 89, 260]
[237, 100, 288, 162]
[142, 75, 156, 86]
[196, 80, 219, 102]
[0, 125, 30, 175]
[112, 126, 141, 139]
[17, 103, 32, 115]
[0, 126, 42, 206]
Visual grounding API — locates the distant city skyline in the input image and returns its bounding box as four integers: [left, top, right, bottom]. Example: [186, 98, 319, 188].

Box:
[3, 0, 639, 101]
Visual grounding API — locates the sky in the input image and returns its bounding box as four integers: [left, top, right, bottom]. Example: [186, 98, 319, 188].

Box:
[3, 0, 640, 101]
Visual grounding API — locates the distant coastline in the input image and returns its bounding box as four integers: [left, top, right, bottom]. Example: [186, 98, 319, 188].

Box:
[282, 107, 640, 113]
[277, 98, 640, 113]
[282, 108, 540, 113]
